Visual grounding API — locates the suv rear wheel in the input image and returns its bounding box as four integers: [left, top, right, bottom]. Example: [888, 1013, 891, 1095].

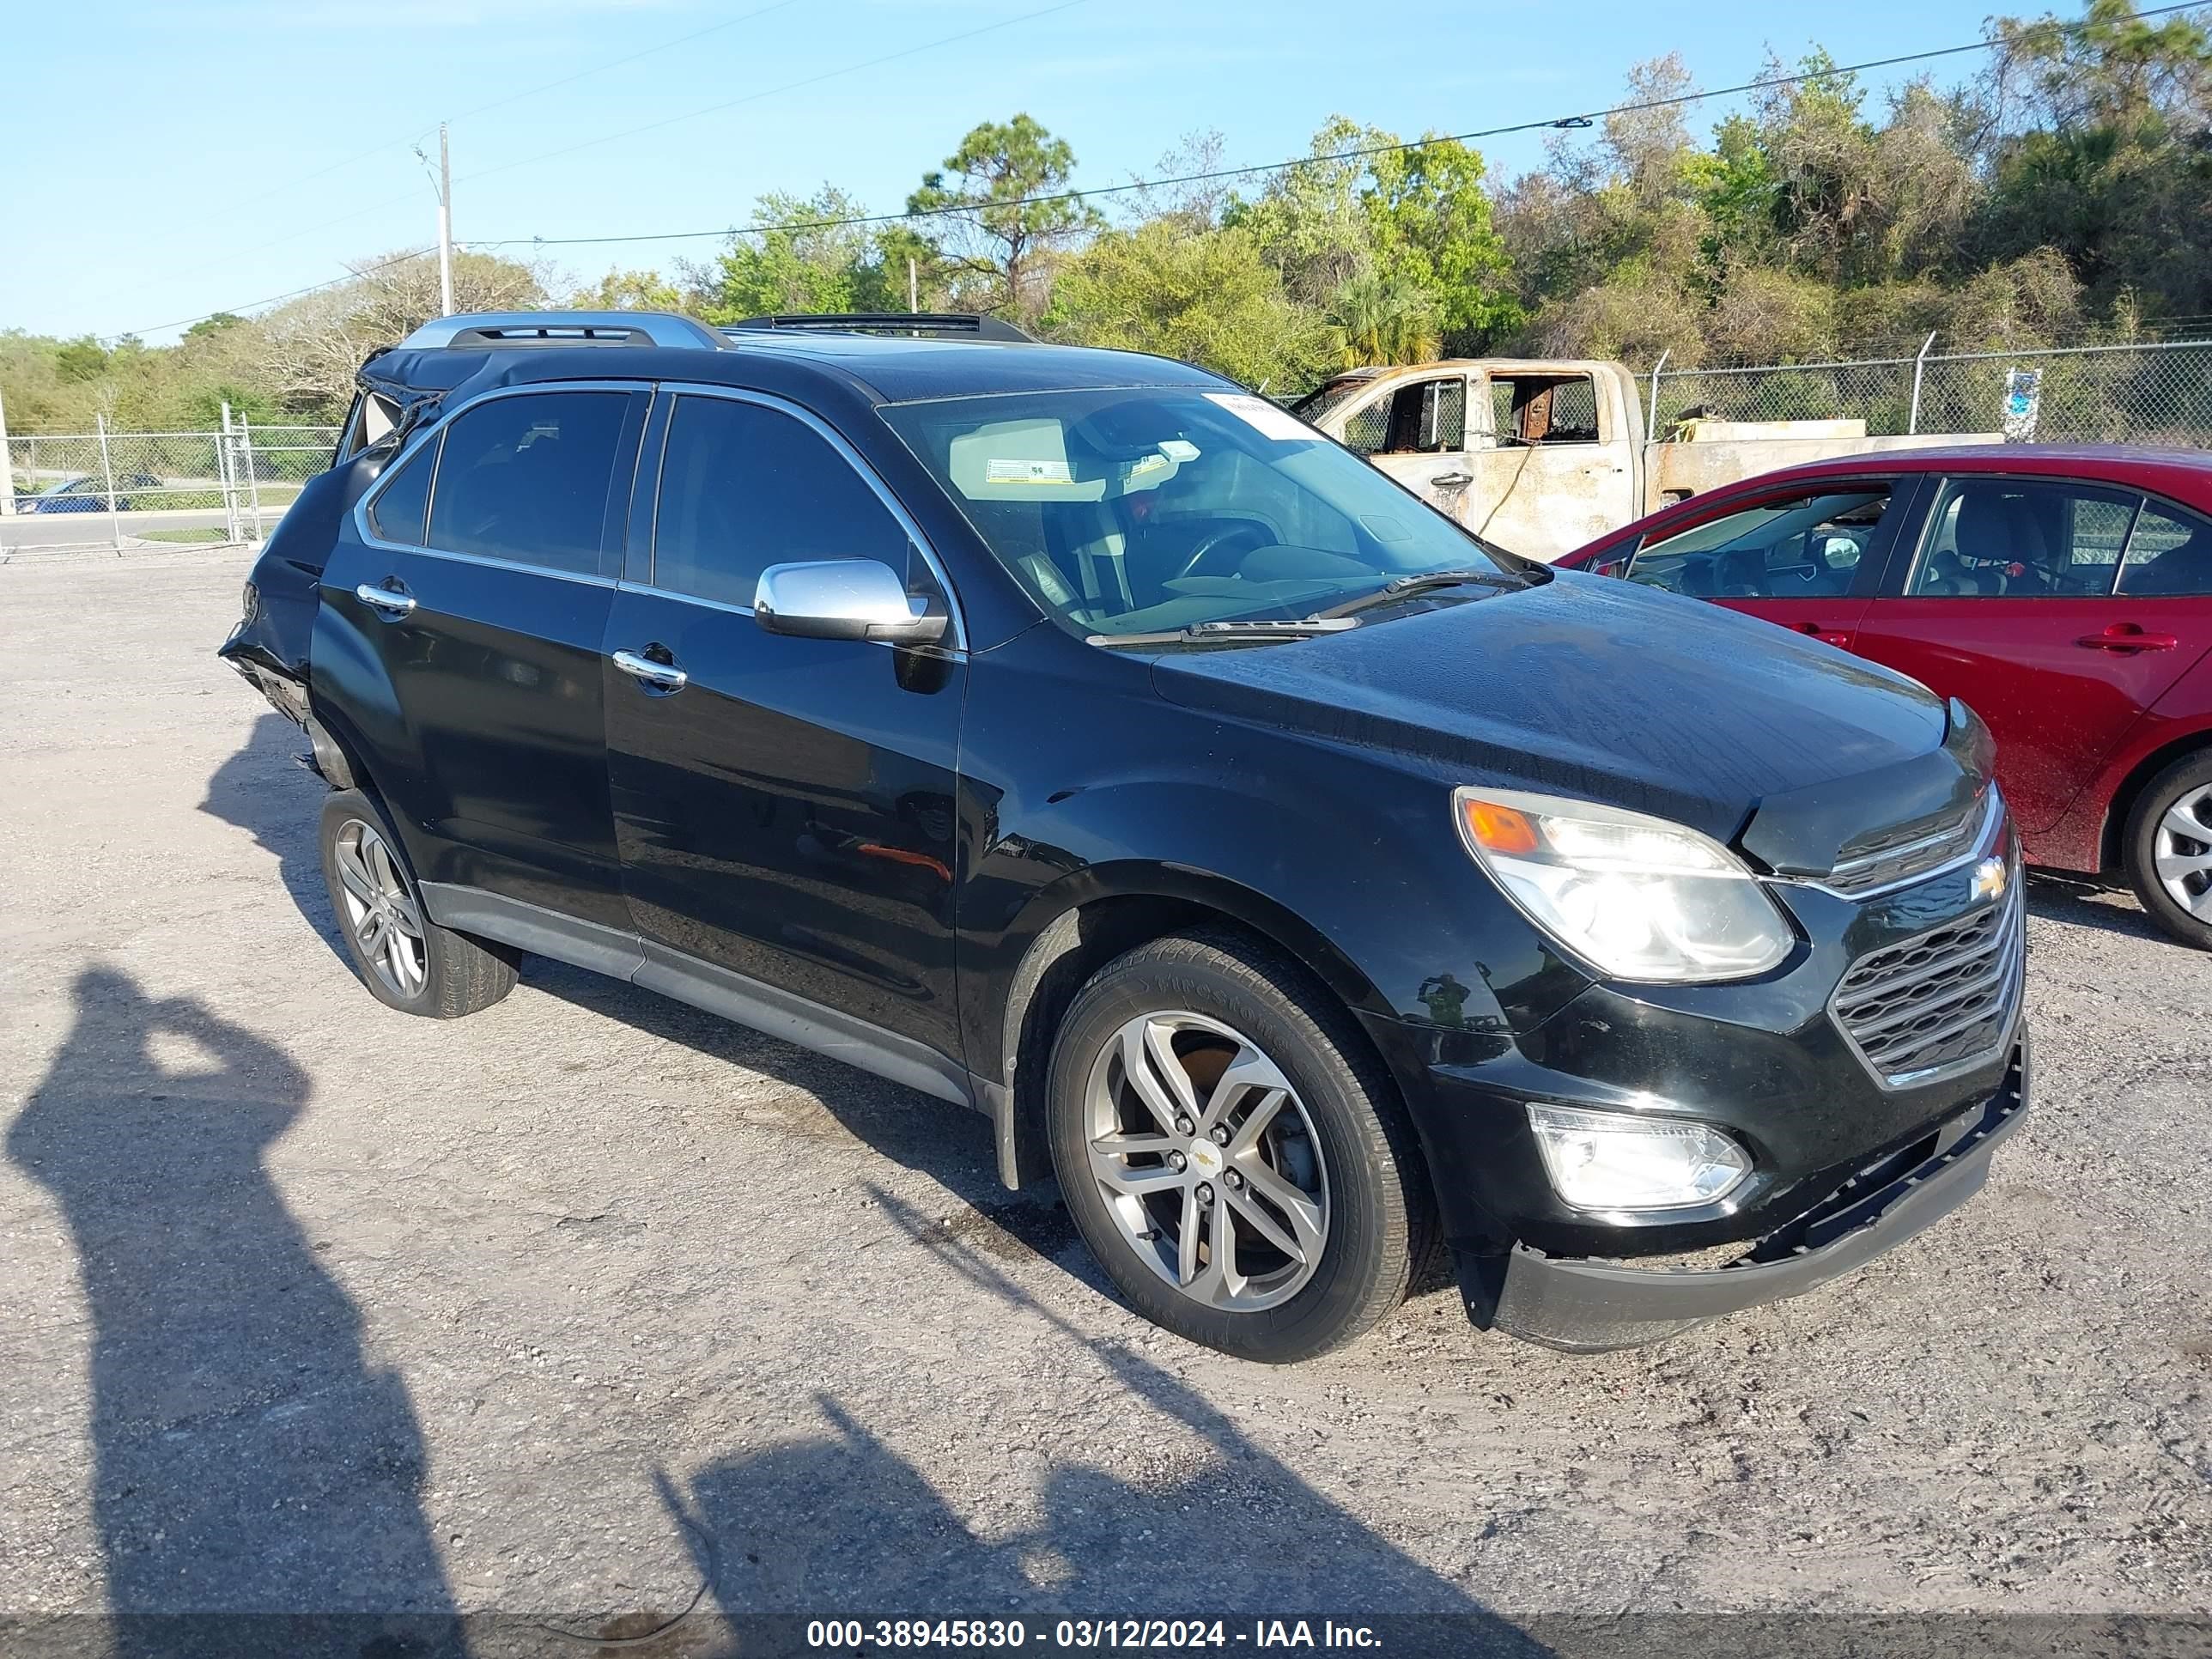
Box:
[2124, 751, 2212, 951]
[1046, 933, 1434, 1363]
[319, 789, 518, 1017]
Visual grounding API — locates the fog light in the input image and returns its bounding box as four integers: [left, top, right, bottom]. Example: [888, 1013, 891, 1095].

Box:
[1526, 1103, 1749, 1211]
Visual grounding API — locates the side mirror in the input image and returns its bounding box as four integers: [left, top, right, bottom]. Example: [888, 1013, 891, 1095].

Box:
[753, 559, 948, 646]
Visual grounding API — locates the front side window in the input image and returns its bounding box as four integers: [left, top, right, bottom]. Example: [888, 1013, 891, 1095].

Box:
[2117, 500, 2212, 597]
[425, 391, 632, 576]
[882, 386, 1513, 637]
[1342, 378, 1467, 458]
[1907, 477, 2142, 599]
[652, 395, 914, 610]
[1628, 488, 1895, 599]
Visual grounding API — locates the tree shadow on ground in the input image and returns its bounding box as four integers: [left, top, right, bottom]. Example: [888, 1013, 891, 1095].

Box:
[659, 1187, 1543, 1659]
[6, 966, 463, 1659]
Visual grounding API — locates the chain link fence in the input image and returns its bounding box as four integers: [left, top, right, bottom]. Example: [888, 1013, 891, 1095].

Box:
[1, 419, 339, 556]
[1646, 339, 2212, 450]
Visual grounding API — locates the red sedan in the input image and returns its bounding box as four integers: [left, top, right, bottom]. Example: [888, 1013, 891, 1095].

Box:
[1557, 446, 2212, 948]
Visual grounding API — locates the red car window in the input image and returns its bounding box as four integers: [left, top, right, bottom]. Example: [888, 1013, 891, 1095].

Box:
[1627, 488, 1896, 599]
[2116, 500, 2212, 596]
[1905, 477, 2141, 599]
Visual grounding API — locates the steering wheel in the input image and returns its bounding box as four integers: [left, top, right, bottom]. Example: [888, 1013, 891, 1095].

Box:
[1170, 522, 1271, 583]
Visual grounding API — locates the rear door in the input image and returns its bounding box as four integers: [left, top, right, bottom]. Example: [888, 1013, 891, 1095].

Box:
[601, 386, 969, 1078]
[1469, 371, 1638, 560]
[325, 384, 647, 929]
[1620, 477, 1911, 650]
[1851, 475, 2212, 832]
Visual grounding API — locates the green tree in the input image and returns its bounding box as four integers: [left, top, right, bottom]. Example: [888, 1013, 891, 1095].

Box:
[54, 338, 108, 384]
[704, 187, 906, 319]
[1361, 137, 1520, 349]
[570, 269, 696, 313]
[1325, 272, 1441, 368]
[905, 116, 1100, 319]
[1043, 221, 1332, 390]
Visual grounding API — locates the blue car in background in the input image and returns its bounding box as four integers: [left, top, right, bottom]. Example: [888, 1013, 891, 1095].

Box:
[13, 473, 161, 513]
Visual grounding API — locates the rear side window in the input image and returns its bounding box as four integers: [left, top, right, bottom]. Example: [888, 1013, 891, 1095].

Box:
[1628, 488, 1894, 599]
[367, 443, 432, 544]
[1908, 477, 2142, 598]
[652, 395, 911, 608]
[1492, 374, 1600, 446]
[2117, 501, 2212, 597]
[426, 391, 632, 576]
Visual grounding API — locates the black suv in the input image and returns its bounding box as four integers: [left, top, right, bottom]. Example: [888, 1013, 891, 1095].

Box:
[222, 310, 2031, 1363]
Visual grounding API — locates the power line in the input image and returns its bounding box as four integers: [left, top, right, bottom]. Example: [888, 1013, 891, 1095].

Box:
[75, 0, 868, 316]
[106, 0, 812, 253]
[473, 0, 2212, 252]
[453, 0, 1091, 189]
[115, 249, 434, 342]
[108, 0, 2211, 339]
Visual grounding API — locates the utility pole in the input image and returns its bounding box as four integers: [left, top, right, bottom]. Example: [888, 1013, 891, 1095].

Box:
[908, 257, 919, 314]
[436, 122, 455, 319]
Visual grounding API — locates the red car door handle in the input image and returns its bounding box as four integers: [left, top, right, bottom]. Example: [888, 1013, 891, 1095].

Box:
[1787, 621, 1855, 642]
[2077, 625, 2180, 652]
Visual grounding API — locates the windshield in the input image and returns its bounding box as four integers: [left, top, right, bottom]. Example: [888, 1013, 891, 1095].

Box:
[882, 386, 1510, 637]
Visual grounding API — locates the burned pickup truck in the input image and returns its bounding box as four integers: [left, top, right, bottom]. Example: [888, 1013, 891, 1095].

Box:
[1295, 357, 1995, 562]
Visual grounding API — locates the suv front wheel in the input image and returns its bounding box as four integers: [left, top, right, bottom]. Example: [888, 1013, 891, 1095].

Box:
[319, 789, 518, 1017]
[1046, 933, 1435, 1363]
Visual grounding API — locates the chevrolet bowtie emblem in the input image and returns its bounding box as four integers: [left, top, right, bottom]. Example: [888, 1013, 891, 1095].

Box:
[1972, 856, 2009, 903]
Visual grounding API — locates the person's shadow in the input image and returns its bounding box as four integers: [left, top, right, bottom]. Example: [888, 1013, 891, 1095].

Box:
[7, 967, 463, 1659]
[665, 1187, 1546, 1659]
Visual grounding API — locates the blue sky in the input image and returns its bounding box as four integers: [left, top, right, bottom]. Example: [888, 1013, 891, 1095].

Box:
[7, 0, 2042, 343]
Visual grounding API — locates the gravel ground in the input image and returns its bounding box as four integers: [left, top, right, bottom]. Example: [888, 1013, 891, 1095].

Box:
[1, 548, 2206, 1656]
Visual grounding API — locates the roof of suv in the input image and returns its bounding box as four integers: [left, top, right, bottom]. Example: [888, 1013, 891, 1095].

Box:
[362, 310, 1229, 409]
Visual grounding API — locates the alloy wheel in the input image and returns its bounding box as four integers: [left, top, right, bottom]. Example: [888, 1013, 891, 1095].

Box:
[332, 817, 428, 1000]
[2154, 784, 2212, 921]
[1083, 1011, 1329, 1313]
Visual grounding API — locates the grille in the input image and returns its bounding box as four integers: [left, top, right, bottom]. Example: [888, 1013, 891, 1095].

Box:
[1832, 882, 2025, 1085]
[1824, 792, 1990, 897]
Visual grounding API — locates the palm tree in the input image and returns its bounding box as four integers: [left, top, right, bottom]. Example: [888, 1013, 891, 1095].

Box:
[1327, 273, 1442, 368]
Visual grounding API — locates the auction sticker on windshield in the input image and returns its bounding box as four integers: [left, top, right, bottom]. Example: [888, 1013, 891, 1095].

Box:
[1204, 392, 1321, 443]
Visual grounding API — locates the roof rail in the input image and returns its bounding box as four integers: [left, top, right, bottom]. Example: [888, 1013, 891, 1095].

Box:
[397, 311, 728, 350]
[726, 312, 1036, 343]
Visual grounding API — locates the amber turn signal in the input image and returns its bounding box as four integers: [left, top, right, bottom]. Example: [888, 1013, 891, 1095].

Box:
[1461, 798, 1540, 856]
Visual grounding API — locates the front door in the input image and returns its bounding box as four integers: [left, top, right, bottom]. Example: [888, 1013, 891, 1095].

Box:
[1334, 373, 1477, 524]
[1620, 477, 1911, 652]
[325, 385, 646, 928]
[1852, 475, 2212, 832]
[602, 388, 969, 1071]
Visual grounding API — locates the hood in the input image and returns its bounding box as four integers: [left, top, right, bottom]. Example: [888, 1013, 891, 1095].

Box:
[1149, 572, 1961, 854]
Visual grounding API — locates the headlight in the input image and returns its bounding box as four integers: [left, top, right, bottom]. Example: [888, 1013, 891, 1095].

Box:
[1454, 786, 1793, 981]
[1527, 1103, 1750, 1210]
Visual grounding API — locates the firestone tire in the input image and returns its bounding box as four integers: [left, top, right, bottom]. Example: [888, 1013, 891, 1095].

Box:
[1045, 932, 1436, 1364]
[318, 788, 518, 1018]
[2123, 751, 2212, 951]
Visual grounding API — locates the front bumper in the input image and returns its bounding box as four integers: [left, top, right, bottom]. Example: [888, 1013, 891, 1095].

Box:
[1469, 1037, 2030, 1352]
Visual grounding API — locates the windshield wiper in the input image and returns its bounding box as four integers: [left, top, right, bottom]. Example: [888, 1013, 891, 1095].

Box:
[1089, 617, 1361, 647]
[1312, 568, 1527, 620]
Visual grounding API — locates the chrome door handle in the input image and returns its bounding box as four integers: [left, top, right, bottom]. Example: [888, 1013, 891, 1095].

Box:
[356, 583, 416, 618]
[1431, 471, 1474, 488]
[611, 649, 688, 691]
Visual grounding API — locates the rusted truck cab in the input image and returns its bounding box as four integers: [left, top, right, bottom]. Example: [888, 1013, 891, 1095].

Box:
[1296, 358, 1994, 562]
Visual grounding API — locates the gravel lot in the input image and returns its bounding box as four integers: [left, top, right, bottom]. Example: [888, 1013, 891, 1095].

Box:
[2, 548, 2207, 1656]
